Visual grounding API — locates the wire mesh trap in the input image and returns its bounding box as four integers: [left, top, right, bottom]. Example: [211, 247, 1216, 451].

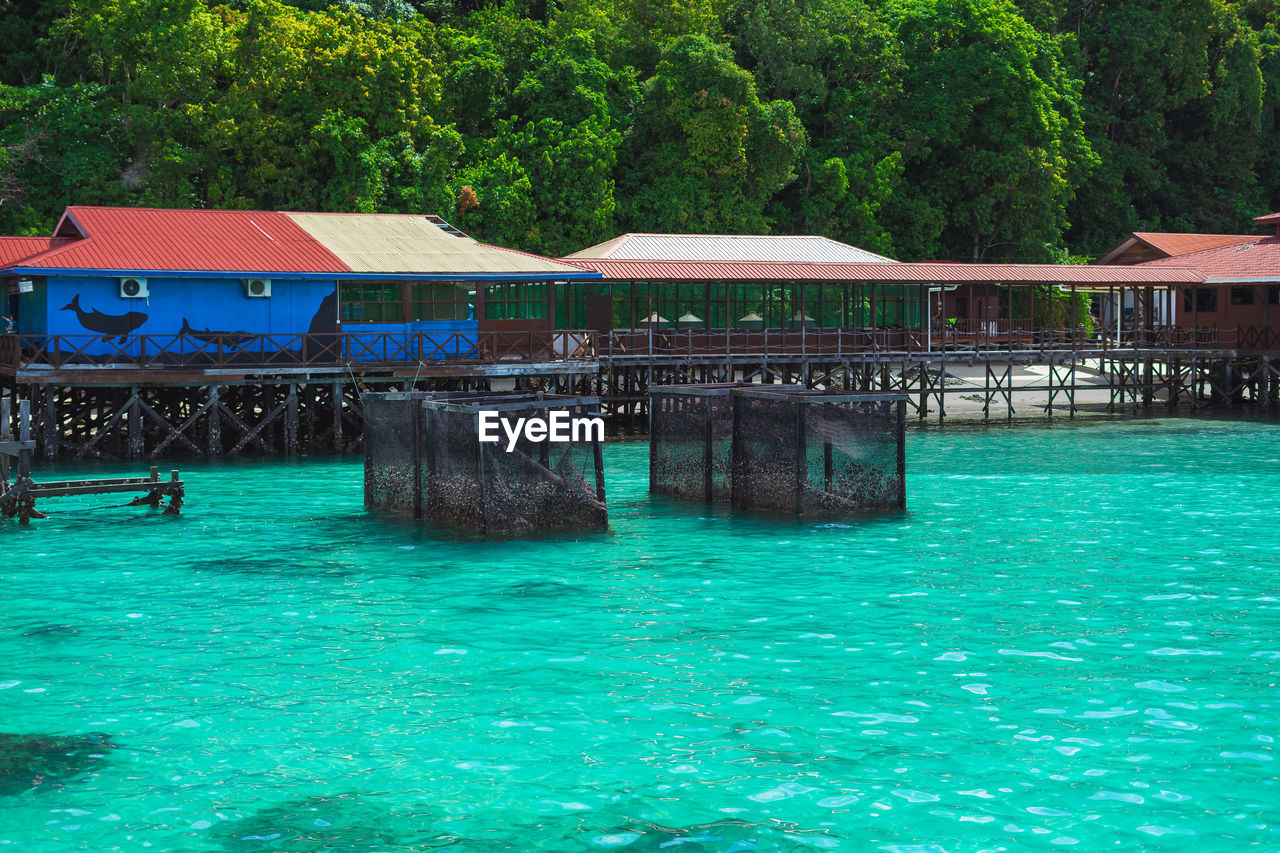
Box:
[649, 384, 906, 515]
[364, 391, 607, 535]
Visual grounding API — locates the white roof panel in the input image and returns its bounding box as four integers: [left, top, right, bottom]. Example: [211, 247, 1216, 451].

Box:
[567, 233, 897, 263]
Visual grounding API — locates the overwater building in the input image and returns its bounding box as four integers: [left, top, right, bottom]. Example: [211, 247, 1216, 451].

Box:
[2, 205, 1279, 458]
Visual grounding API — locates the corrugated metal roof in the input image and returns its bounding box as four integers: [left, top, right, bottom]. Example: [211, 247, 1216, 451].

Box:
[564, 258, 1202, 284]
[1253, 212, 1280, 225]
[21, 207, 349, 274]
[1133, 232, 1254, 257]
[567, 233, 897, 263]
[288, 213, 583, 274]
[0, 237, 71, 268]
[5, 206, 590, 278]
[1141, 235, 1280, 281]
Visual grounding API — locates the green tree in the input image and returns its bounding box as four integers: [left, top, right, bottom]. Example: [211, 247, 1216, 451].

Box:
[0, 80, 139, 233]
[877, 0, 1095, 262]
[728, 0, 903, 252]
[199, 1, 457, 211]
[1066, 0, 1267, 252]
[618, 34, 805, 233]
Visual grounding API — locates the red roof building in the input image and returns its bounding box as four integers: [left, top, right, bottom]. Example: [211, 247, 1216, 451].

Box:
[1094, 232, 1255, 266]
[1101, 213, 1280, 336]
[0, 237, 72, 268]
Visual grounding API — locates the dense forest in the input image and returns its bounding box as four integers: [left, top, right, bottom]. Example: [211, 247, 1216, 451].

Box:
[1, 0, 1279, 262]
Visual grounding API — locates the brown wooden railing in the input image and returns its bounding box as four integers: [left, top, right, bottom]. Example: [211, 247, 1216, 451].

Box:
[6, 323, 1261, 371]
[4, 330, 597, 371]
[1130, 327, 1229, 348]
[599, 325, 1235, 359]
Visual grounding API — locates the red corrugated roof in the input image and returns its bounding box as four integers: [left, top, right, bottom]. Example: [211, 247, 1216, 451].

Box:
[1141, 235, 1280, 281]
[1253, 212, 1280, 225]
[562, 258, 1203, 284]
[1133, 232, 1255, 257]
[0, 237, 72, 268]
[19, 207, 350, 274]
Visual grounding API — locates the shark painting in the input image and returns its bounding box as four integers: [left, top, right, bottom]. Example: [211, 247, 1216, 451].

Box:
[180, 318, 259, 351]
[61, 295, 147, 343]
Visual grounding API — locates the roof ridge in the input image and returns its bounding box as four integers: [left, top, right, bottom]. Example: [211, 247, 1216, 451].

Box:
[15, 235, 90, 267]
[1139, 235, 1272, 265]
[69, 205, 447, 220]
[1132, 231, 1254, 238]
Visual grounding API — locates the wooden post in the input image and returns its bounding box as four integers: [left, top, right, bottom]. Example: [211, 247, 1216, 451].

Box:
[823, 435, 833, 492]
[206, 386, 222, 455]
[593, 426, 606, 504]
[794, 400, 806, 515]
[412, 402, 423, 519]
[43, 386, 57, 461]
[475, 412, 490, 535]
[284, 384, 299, 455]
[648, 388, 657, 492]
[703, 397, 714, 502]
[18, 399, 30, 481]
[731, 393, 743, 509]
[128, 389, 143, 459]
[332, 382, 344, 452]
[896, 399, 906, 508]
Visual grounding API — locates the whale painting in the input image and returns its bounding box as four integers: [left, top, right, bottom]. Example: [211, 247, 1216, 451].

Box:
[180, 318, 258, 351]
[307, 290, 338, 335]
[61, 295, 147, 343]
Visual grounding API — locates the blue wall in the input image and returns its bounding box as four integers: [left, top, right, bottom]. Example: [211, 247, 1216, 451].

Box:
[344, 320, 479, 362]
[39, 274, 336, 342]
[24, 274, 480, 361]
[16, 279, 46, 335]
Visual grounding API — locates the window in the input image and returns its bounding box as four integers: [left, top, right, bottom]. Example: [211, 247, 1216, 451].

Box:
[340, 283, 404, 322]
[411, 283, 470, 321]
[1270, 285, 1280, 305]
[484, 282, 548, 320]
[1231, 285, 1255, 306]
[1182, 287, 1218, 313]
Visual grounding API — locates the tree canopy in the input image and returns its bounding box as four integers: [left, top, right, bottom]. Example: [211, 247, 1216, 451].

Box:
[2, 0, 1279, 260]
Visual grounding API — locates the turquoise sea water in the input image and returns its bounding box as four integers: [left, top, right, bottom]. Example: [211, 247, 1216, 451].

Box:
[1, 419, 1278, 852]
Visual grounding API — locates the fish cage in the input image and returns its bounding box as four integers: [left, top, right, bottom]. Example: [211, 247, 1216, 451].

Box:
[731, 389, 906, 515]
[363, 390, 474, 515]
[648, 383, 800, 502]
[364, 391, 424, 514]
[363, 391, 607, 535]
[648, 384, 907, 515]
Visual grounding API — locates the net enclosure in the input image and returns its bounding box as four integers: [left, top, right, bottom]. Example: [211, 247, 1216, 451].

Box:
[648, 382, 800, 502]
[363, 391, 607, 535]
[649, 384, 907, 515]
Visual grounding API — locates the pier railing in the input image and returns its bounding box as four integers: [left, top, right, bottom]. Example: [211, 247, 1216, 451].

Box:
[598, 325, 1234, 359]
[7, 324, 1270, 372]
[1237, 325, 1280, 352]
[4, 330, 597, 371]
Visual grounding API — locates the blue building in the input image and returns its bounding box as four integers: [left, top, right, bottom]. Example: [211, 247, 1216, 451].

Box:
[0, 206, 596, 366]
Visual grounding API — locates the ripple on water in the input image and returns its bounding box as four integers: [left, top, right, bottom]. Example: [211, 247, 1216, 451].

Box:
[2, 424, 1280, 851]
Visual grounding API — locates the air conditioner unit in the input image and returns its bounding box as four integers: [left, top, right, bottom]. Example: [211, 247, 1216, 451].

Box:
[243, 278, 272, 298]
[119, 277, 148, 298]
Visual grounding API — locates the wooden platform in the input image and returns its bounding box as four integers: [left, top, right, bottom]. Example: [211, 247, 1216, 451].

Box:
[12, 359, 600, 387]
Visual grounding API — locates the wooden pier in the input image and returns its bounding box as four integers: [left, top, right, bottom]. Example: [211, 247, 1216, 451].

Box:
[1, 326, 1278, 459]
[593, 328, 1280, 431]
